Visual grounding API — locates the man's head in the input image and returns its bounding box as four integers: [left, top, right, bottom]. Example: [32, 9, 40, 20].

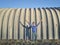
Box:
[32, 22, 35, 25]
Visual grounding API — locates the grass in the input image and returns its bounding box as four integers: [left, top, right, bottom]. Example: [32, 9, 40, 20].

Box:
[0, 39, 60, 45]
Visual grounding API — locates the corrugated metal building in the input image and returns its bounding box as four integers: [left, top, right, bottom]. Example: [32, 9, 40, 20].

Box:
[0, 7, 60, 40]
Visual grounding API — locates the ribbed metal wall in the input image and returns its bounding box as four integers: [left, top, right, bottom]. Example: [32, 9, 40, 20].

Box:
[0, 8, 60, 40]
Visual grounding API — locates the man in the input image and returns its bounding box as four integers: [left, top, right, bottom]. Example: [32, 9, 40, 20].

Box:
[19, 21, 31, 40]
[27, 20, 42, 41]
[31, 21, 40, 41]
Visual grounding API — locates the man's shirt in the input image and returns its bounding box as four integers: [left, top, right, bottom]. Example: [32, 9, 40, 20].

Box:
[30, 22, 40, 33]
[31, 26, 37, 32]
[23, 25, 31, 33]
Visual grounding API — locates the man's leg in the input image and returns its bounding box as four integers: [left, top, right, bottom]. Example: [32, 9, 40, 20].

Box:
[26, 36, 28, 40]
[26, 33, 30, 40]
[27, 34, 29, 40]
[32, 32, 35, 41]
[32, 32, 33, 40]
[35, 32, 37, 41]
[26, 32, 28, 40]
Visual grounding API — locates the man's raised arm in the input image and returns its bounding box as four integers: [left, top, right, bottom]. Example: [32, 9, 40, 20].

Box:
[36, 22, 40, 26]
[19, 21, 26, 28]
[36, 20, 42, 26]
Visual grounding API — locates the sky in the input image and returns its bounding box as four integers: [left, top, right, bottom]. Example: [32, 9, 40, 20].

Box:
[0, 0, 60, 8]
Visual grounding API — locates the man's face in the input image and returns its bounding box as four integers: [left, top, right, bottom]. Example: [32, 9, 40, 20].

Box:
[32, 22, 35, 25]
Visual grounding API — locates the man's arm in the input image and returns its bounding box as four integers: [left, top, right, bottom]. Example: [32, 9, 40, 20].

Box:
[36, 20, 42, 26]
[19, 21, 26, 28]
[36, 22, 40, 26]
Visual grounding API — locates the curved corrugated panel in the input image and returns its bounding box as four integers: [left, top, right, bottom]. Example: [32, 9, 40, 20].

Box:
[50, 9, 58, 39]
[46, 9, 53, 39]
[8, 9, 15, 39]
[0, 8, 5, 39]
[0, 9, 8, 39]
[36, 8, 41, 40]
[14, 8, 20, 39]
[55, 9, 60, 39]
[0, 8, 60, 40]
[2, 9, 12, 39]
[20, 9, 25, 39]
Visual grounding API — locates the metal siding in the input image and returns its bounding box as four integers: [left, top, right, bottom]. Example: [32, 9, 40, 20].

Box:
[20, 9, 25, 39]
[24, 9, 26, 40]
[18, 9, 22, 40]
[55, 9, 60, 39]
[7, 9, 12, 40]
[41, 9, 47, 39]
[8, 9, 15, 39]
[0, 9, 6, 39]
[50, 9, 58, 39]
[42, 8, 48, 39]
[1, 9, 8, 39]
[14, 9, 20, 39]
[36, 8, 41, 40]
[46, 9, 53, 39]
